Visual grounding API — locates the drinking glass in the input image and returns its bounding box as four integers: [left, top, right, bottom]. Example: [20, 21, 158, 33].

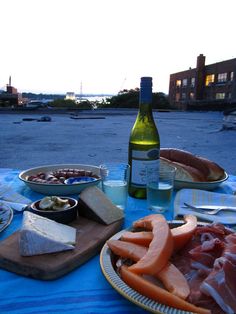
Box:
[100, 163, 130, 210]
[146, 165, 176, 213]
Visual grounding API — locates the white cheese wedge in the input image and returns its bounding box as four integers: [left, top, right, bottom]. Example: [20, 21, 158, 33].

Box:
[19, 211, 76, 256]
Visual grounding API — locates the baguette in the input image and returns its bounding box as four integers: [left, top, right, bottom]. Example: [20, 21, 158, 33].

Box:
[160, 157, 206, 182]
[160, 148, 225, 182]
[197, 156, 225, 181]
[160, 148, 210, 179]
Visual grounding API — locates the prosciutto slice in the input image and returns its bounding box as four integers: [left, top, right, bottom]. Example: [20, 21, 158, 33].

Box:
[189, 237, 224, 269]
[200, 233, 236, 314]
[171, 223, 235, 313]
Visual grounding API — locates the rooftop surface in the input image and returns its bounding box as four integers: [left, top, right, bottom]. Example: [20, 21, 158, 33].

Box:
[0, 110, 235, 175]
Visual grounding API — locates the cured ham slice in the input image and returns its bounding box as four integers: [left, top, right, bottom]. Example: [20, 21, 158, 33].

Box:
[200, 233, 236, 314]
[110, 218, 235, 314]
[189, 238, 224, 269]
[171, 223, 235, 313]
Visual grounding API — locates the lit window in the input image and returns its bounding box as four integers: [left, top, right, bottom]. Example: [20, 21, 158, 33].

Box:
[176, 80, 181, 87]
[182, 79, 187, 87]
[230, 72, 234, 81]
[216, 93, 225, 99]
[191, 78, 195, 87]
[190, 92, 194, 99]
[205, 74, 215, 86]
[218, 73, 227, 83]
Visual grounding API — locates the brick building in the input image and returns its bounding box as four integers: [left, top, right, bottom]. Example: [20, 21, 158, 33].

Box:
[168, 54, 236, 110]
[0, 77, 21, 107]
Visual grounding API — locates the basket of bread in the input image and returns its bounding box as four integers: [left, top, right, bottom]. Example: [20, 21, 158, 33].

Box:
[160, 148, 228, 190]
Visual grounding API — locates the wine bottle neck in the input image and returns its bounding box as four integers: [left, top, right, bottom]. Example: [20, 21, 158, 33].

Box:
[139, 90, 153, 116]
[138, 103, 153, 119]
[139, 76, 153, 115]
[140, 88, 152, 105]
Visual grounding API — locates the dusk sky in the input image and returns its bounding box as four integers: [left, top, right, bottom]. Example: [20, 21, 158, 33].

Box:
[1, 0, 236, 95]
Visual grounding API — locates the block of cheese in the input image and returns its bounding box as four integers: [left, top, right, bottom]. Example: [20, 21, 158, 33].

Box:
[19, 211, 76, 256]
[78, 186, 124, 225]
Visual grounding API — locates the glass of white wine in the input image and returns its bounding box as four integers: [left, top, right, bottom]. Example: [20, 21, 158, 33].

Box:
[146, 164, 176, 213]
[100, 163, 130, 210]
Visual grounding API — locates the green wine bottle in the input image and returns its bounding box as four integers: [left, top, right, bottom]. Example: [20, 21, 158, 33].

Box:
[128, 77, 160, 199]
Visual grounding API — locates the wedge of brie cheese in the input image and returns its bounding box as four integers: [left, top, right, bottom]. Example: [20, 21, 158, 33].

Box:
[19, 211, 76, 256]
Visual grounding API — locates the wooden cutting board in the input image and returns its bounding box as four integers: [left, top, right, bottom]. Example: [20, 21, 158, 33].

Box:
[0, 217, 123, 280]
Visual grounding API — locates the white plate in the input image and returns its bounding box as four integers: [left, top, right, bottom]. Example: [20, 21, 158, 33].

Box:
[0, 203, 13, 233]
[19, 164, 101, 195]
[100, 221, 208, 314]
[174, 171, 228, 190]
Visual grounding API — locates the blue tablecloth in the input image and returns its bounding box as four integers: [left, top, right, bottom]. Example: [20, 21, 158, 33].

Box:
[0, 168, 236, 314]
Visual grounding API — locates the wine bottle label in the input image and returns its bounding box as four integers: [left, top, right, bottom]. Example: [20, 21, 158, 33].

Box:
[131, 149, 159, 186]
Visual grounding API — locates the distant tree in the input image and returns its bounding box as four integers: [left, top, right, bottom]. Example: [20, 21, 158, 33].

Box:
[105, 88, 139, 108]
[78, 100, 93, 110]
[152, 92, 170, 109]
[101, 88, 170, 109]
[50, 99, 78, 108]
[22, 92, 64, 100]
[49, 98, 93, 110]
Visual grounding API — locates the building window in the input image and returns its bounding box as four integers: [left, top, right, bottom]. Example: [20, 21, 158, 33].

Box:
[205, 74, 215, 86]
[218, 73, 227, 83]
[228, 93, 232, 99]
[181, 93, 186, 100]
[216, 93, 225, 99]
[175, 93, 180, 101]
[182, 79, 187, 87]
[176, 80, 181, 87]
[189, 92, 194, 100]
[230, 72, 234, 81]
[191, 77, 195, 87]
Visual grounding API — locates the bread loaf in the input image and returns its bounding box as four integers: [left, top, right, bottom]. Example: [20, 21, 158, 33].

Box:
[160, 157, 206, 182]
[197, 156, 225, 181]
[160, 148, 210, 179]
[160, 148, 225, 182]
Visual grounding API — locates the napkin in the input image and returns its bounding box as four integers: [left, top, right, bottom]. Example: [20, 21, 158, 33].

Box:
[174, 188, 236, 225]
[0, 184, 31, 204]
